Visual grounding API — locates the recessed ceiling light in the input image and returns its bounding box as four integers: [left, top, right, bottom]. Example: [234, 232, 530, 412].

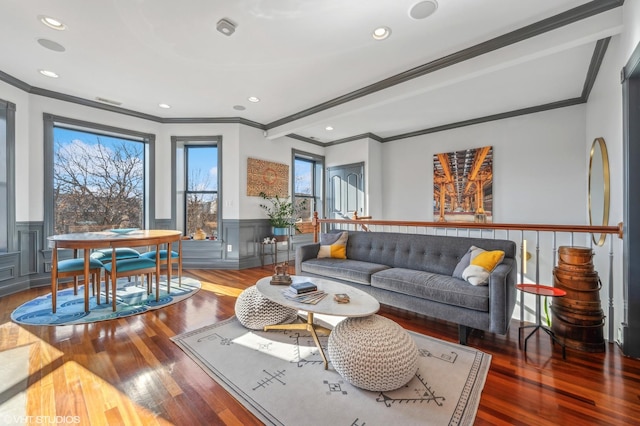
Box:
[38, 15, 66, 31]
[158, 103, 171, 109]
[233, 105, 246, 111]
[409, 1, 438, 20]
[248, 96, 260, 103]
[37, 38, 66, 52]
[325, 126, 334, 131]
[372, 26, 391, 41]
[39, 69, 59, 78]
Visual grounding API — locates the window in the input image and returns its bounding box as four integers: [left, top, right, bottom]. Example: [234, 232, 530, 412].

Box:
[0, 100, 16, 253]
[292, 150, 324, 228]
[172, 136, 221, 239]
[185, 145, 218, 237]
[44, 115, 155, 237]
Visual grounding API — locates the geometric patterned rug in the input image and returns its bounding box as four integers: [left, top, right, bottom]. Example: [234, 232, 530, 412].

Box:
[172, 316, 491, 426]
[10, 276, 201, 326]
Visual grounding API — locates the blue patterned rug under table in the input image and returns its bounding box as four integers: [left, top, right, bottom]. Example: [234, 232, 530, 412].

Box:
[11, 276, 201, 326]
[172, 316, 491, 426]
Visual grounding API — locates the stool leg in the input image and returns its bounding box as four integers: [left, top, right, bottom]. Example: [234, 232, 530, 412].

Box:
[94, 272, 99, 305]
[105, 274, 110, 304]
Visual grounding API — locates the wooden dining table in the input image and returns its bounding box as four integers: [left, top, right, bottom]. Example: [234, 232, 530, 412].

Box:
[48, 229, 182, 313]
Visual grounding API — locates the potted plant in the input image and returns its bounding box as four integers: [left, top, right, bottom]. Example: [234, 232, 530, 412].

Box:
[259, 192, 307, 235]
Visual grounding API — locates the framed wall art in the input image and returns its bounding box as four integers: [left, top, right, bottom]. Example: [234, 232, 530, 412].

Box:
[247, 158, 289, 197]
[433, 146, 493, 223]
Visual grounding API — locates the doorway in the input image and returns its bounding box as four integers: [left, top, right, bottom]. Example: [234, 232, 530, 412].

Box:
[326, 162, 365, 220]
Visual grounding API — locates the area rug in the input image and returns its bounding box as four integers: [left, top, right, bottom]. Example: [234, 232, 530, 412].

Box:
[11, 276, 201, 326]
[172, 316, 491, 426]
[0, 345, 29, 420]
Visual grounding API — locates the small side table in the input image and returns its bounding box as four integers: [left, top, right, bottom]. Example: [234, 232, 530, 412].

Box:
[516, 283, 567, 359]
[260, 241, 277, 267]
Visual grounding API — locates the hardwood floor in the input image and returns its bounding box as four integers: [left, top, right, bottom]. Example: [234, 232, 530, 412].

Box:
[1, 267, 639, 425]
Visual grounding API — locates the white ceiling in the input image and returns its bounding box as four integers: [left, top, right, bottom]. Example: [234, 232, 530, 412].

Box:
[0, 0, 624, 144]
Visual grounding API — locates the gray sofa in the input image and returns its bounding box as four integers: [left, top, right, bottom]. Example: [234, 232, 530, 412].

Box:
[295, 231, 517, 344]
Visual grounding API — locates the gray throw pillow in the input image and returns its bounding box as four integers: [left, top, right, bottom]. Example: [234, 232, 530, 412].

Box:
[452, 248, 473, 279]
[320, 231, 345, 245]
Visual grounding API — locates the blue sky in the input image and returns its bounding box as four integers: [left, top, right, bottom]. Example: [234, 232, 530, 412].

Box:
[187, 146, 217, 191]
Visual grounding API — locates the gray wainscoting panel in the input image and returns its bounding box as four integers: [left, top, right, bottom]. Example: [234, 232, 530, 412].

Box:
[0, 253, 17, 282]
[0, 252, 25, 297]
[17, 222, 43, 276]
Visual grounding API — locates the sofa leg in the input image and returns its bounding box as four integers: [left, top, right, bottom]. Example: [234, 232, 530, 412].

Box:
[459, 324, 472, 345]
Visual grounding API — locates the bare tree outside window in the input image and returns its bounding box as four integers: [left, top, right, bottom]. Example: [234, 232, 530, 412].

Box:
[53, 127, 144, 234]
[185, 145, 218, 237]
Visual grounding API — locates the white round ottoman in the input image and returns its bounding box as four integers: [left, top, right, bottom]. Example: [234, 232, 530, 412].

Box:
[235, 285, 298, 330]
[328, 314, 418, 391]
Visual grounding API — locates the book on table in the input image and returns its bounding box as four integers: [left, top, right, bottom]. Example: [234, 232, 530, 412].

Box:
[281, 288, 328, 304]
[289, 281, 317, 294]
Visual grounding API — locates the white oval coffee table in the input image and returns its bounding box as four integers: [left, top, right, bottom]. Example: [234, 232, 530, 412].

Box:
[256, 275, 380, 369]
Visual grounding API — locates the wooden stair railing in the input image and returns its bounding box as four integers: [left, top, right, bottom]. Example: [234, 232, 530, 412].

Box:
[311, 211, 623, 242]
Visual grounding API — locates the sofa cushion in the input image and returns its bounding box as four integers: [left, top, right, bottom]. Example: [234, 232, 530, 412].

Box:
[318, 231, 348, 259]
[371, 268, 489, 312]
[462, 246, 505, 286]
[343, 231, 516, 275]
[300, 258, 390, 285]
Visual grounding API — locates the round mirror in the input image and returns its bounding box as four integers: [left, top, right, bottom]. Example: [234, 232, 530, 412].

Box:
[588, 137, 610, 246]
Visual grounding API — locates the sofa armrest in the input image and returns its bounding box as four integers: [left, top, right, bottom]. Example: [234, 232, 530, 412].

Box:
[295, 243, 320, 274]
[487, 258, 517, 334]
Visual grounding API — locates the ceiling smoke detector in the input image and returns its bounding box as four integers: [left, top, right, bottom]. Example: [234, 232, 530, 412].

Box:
[216, 18, 237, 36]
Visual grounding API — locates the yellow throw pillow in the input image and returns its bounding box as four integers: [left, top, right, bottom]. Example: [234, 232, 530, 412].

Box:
[317, 231, 348, 259]
[461, 246, 505, 286]
[471, 250, 505, 272]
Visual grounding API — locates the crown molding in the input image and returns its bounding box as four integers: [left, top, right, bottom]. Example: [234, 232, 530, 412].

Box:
[582, 37, 611, 101]
[285, 133, 326, 146]
[382, 98, 585, 143]
[161, 117, 265, 129]
[32, 87, 163, 122]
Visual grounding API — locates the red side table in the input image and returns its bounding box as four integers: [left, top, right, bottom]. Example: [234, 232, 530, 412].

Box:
[516, 284, 567, 359]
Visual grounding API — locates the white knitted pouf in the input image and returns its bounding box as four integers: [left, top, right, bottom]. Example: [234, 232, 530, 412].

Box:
[235, 285, 298, 330]
[328, 314, 418, 391]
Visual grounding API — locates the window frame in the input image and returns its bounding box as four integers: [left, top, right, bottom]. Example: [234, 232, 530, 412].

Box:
[43, 114, 155, 238]
[184, 144, 219, 237]
[291, 149, 325, 221]
[171, 136, 222, 237]
[0, 99, 16, 253]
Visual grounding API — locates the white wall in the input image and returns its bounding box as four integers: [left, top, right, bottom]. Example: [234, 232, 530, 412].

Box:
[367, 139, 383, 218]
[622, 0, 640, 61]
[582, 0, 640, 342]
[239, 129, 324, 220]
[381, 106, 588, 224]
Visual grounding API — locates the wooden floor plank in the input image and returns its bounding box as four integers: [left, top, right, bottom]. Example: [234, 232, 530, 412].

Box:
[1, 267, 640, 425]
